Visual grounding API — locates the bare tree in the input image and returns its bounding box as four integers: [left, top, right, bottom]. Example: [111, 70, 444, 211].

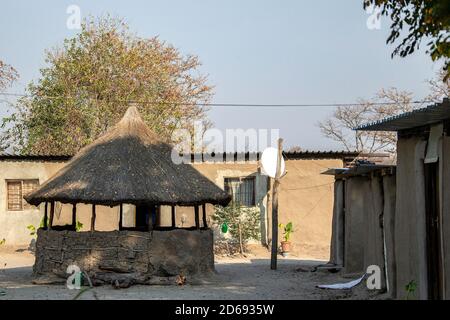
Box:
[318, 88, 415, 155]
[319, 75, 450, 155]
[426, 70, 450, 102]
[287, 145, 303, 152]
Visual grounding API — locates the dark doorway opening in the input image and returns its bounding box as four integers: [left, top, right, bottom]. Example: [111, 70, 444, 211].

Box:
[424, 162, 443, 299]
[135, 205, 159, 229]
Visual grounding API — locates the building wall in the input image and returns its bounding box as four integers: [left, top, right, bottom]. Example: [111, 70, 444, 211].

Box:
[440, 136, 450, 299]
[329, 171, 395, 293]
[0, 157, 342, 259]
[0, 160, 64, 246]
[383, 174, 397, 297]
[395, 136, 428, 299]
[34, 228, 215, 279]
[329, 179, 344, 266]
[274, 159, 342, 259]
[343, 176, 367, 275]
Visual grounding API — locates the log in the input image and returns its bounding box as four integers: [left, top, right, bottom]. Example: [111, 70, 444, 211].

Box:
[171, 206, 176, 228]
[72, 204, 77, 228]
[88, 272, 184, 288]
[195, 205, 200, 229]
[43, 202, 48, 229]
[202, 204, 208, 228]
[49, 201, 55, 230]
[91, 204, 96, 231]
[271, 138, 283, 270]
[119, 204, 123, 230]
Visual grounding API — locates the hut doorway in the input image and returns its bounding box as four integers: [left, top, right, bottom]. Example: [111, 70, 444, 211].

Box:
[424, 162, 443, 299]
[135, 205, 159, 229]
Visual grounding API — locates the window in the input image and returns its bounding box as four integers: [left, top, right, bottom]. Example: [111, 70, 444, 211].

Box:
[6, 179, 39, 211]
[224, 177, 255, 206]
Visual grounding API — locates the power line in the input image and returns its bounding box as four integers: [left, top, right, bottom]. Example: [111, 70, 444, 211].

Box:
[0, 92, 433, 108]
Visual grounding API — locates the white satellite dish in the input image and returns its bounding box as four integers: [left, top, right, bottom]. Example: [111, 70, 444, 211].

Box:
[261, 147, 285, 178]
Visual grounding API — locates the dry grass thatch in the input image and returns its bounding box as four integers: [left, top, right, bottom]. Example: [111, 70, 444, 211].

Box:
[25, 106, 231, 207]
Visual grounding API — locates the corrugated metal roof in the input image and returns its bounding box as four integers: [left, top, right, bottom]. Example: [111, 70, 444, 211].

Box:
[0, 150, 364, 162]
[0, 152, 72, 161]
[321, 168, 349, 175]
[355, 98, 450, 131]
[321, 164, 396, 177]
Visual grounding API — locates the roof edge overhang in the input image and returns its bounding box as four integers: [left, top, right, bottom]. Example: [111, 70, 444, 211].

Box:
[354, 99, 450, 132]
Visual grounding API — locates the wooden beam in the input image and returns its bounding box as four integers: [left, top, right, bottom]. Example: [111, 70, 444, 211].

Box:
[202, 204, 208, 228]
[91, 204, 96, 231]
[72, 204, 77, 229]
[43, 202, 48, 229]
[48, 201, 55, 230]
[271, 138, 283, 270]
[119, 204, 123, 230]
[171, 206, 176, 228]
[194, 205, 200, 229]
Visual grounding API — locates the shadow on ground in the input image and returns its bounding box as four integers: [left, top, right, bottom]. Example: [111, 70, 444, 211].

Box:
[0, 256, 383, 300]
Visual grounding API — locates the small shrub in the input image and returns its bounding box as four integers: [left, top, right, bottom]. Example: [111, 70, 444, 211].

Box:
[212, 204, 260, 255]
[279, 222, 294, 242]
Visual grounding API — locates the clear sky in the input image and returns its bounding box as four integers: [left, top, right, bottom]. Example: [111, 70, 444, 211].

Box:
[0, 0, 443, 151]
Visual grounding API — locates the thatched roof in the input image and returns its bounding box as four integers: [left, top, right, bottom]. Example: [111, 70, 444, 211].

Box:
[25, 107, 231, 207]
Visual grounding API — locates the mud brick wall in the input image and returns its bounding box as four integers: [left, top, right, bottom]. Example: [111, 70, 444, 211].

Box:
[34, 228, 214, 278]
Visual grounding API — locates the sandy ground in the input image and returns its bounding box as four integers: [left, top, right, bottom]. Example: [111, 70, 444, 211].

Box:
[0, 248, 386, 300]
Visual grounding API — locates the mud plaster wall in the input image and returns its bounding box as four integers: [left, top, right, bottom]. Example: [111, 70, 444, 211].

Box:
[274, 159, 342, 259]
[395, 136, 428, 300]
[1, 158, 343, 260]
[0, 160, 65, 246]
[343, 176, 367, 275]
[363, 176, 386, 290]
[330, 173, 395, 292]
[440, 136, 450, 299]
[329, 179, 344, 266]
[382, 174, 397, 298]
[34, 228, 214, 278]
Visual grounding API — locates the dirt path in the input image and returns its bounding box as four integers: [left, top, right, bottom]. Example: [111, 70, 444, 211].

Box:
[0, 249, 384, 300]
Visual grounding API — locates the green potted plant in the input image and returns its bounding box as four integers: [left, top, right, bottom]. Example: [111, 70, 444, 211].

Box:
[278, 222, 294, 256]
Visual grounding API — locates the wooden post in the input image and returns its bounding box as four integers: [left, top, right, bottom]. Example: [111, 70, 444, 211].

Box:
[271, 138, 283, 270]
[171, 206, 176, 228]
[72, 204, 77, 229]
[119, 204, 123, 230]
[91, 204, 96, 231]
[194, 205, 200, 229]
[43, 202, 48, 229]
[202, 204, 208, 228]
[154, 205, 161, 228]
[48, 201, 55, 230]
[149, 206, 155, 231]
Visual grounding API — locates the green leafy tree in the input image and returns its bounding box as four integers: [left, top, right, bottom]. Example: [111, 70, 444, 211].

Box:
[1, 16, 212, 154]
[363, 0, 450, 79]
[212, 204, 260, 255]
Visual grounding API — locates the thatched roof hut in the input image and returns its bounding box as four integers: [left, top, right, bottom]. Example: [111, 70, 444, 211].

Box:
[25, 106, 231, 208]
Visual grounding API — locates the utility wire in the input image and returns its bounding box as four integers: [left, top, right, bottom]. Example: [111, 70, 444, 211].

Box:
[0, 92, 433, 108]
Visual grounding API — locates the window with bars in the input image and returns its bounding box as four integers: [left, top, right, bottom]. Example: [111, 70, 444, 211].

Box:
[6, 179, 39, 211]
[224, 177, 256, 206]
